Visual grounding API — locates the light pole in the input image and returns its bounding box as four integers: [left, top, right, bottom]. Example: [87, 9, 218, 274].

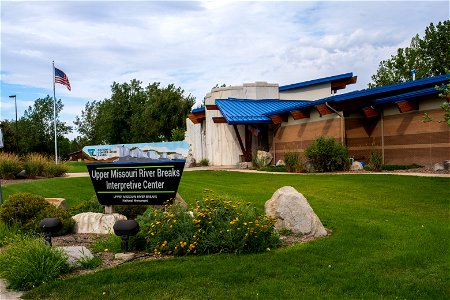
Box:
[8, 95, 18, 151]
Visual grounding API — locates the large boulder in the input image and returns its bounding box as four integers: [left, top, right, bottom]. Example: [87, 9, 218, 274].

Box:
[256, 150, 273, 167]
[265, 186, 327, 237]
[72, 212, 127, 234]
[58, 246, 94, 267]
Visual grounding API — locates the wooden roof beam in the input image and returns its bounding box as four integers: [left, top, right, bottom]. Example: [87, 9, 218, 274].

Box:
[362, 106, 380, 118]
[187, 111, 205, 124]
[315, 104, 334, 117]
[396, 100, 418, 113]
[212, 117, 227, 123]
[270, 114, 288, 124]
[206, 105, 219, 110]
[290, 109, 310, 120]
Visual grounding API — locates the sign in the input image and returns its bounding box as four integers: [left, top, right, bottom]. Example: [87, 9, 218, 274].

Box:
[83, 141, 189, 205]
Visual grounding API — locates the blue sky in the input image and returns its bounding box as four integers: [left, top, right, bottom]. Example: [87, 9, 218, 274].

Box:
[1, 0, 449, 139]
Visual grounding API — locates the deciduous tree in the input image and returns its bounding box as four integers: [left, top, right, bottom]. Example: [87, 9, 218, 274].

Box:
[370, 21, 450, 87]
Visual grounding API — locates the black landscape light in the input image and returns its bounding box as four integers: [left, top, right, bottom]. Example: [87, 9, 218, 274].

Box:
[113, 220, 140, 252]
[39, 218, 62, 247]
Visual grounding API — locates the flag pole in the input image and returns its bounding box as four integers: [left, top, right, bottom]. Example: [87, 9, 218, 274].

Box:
[52, 61, 58, 164]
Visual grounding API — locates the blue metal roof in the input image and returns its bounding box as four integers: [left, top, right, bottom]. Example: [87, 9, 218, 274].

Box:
[271, 74, 449, 115]
[372, 87, 439, 105]
[316, 74, 449, 105]
[216, 99, 309, 124]
[191, 107, 205, 113]
[279, 72, 354, 91]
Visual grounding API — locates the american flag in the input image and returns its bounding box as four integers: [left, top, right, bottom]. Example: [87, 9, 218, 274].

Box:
[54, 67, 71, 91]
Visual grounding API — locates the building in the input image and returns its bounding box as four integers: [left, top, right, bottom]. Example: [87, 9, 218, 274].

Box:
[186, 73, 450, 168]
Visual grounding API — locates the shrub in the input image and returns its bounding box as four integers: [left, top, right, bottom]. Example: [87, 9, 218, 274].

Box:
[23, 153, 47, 178]
[283, 151, 302, 172]
[0, 238, 70, 291]
[199, 158, 209, 166]
[258, 165, 287, 172]
[142, 203, 197, 256]
[0, 192, 74, 235]
[252, 155, 266, 170]
[0, 152, 22, 179]
[37, 205, 75, 235]
[69, 195, 104, 216]
[304, 136, 350, 172]
[142, 195, 279, 256]
[114, 205, 149, 219]
[366, 150, 383, 171]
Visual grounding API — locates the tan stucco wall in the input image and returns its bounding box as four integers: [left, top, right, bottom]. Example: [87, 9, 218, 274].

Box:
[279, 82, 332, 100]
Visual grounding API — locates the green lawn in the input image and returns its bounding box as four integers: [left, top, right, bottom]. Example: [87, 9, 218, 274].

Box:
[64, 161, 88, 173]
[2, 171, 448, 299]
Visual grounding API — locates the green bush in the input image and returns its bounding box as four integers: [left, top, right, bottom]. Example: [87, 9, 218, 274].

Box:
[37, 205, 75, 235]
[0, 237, 70, 291]
[283, 151, 302, 172]
[114, 205, 149, 219]
[366, 150, 383, 171]
[304, 136, 350, 172]
[143, 195, 279, 256]
[257, 165, 287, 172]
[23, 153, 47, 178]
[69, 195, 104, 216]
[0, 192, 74, 235]
[0, 152, 22, 179]
[143, 203, 197, 256]
[199, 158, 209, 166]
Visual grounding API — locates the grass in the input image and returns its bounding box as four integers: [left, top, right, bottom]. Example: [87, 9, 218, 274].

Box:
[2, 177, 95, 208]
[65, 161, 88, 173]
[1, 171, 447, 299]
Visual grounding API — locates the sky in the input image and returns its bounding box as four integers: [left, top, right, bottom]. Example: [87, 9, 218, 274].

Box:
[1, 0, 449, 140]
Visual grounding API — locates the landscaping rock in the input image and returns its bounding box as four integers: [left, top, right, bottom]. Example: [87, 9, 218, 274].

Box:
[15, 169, 26, 179]
[115, 252, 135, 261]
[185, 149, 196, 168]
[58, 246, 94, 267]
[239, 162, 253, 169]
[433, 162, 445, 171]
[445, 160, 450, 170]
[276, 159, 285, 166]
[350, 161, 364, 171]
[72, 212, 127, 234]
[265, 186, 327, 237]
[174, 192, 188, 209]
[45, 197, 67, 209]
[256, 150, 273, 167]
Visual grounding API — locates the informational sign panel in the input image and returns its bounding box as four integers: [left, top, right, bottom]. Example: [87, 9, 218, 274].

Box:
[83, 141, 189, 205]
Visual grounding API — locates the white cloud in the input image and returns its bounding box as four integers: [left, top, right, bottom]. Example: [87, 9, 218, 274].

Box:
[1, 0, 448, 139]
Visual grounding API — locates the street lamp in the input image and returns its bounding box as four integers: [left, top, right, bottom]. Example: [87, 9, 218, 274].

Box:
[8, 95, 18, 151]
